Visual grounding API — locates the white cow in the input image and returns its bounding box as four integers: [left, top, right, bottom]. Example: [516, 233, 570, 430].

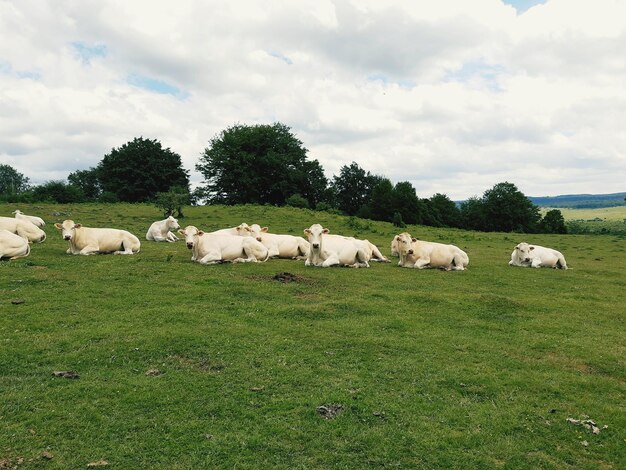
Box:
[0, 217, 46, 243]
[54, 220, 141, 255]
[146, 216, 180, 242]
[0, 229, 31, 259]
[390, 237, 399, 257]
[208, 223, 252, 236]
[13, 209, 45, 227]
[246, 224, 310, 259]
[509, 242, 568, 269]
[303, 224, 376, 268]
[394, 232, 469, 270]
[178, 225, 269, 264]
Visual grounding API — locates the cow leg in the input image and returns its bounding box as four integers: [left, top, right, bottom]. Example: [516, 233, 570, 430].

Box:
[166, 231, 179, 242]
[530, 259, 542, 268]
[322, 255, 340, 267]
[198, 251, 223, 264]
[451, 254, 466, 270]
[368, 243, 388, 262]
[114, 240, 135, 255]
[414, 258, 430, 269]
[79, 246, 100, 255]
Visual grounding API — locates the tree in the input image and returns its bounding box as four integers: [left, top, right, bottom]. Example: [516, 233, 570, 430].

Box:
[429, 193, 461, 228]
[392, 181, 421, 224]
[196, 123, 327, 207]
[98, 137, 189, 202]
[331, 162, 382, 215]
[31, 181, 85, 203]
[459, 196, 487, 231]
[155, 186, 191, 218]
[481, 182, 540, 232]
[0, 164, 30, 194]
[369, 178, 395, 222]
[68, 168, 101, 200]
[540, 209, 567, 234]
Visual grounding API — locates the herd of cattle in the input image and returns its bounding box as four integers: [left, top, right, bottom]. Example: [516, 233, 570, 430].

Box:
[0, 211, 569, 270]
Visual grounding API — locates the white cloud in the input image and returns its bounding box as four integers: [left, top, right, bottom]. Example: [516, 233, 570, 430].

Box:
[0, 0, 624, 200]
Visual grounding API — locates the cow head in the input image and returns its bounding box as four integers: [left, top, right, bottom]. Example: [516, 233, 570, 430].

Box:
[247, 224, 268, 242]
[54, 219, 80, 242]
[514, 242, 535, 263]
[179, 225, 200, 249]
[235, 223, 251, 236]
[166, 216, 180, 231]
[394, 232, 416, 256]
[12, 209, 22, 215]
[304, 224, 328, 252]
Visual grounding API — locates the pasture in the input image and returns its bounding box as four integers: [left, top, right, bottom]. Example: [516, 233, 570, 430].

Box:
[1, 203, 625, 469]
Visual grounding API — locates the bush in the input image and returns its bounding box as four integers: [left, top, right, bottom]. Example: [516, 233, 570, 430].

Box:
[392, 212, 405, 228]
[285, 194, 309, 209]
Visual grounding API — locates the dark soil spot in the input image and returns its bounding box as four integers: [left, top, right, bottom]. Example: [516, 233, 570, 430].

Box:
[273, 272, 304, 283]
[52, 370, 79, 379]
[11, 299, 25, 305]
[316, 404, 344, 419]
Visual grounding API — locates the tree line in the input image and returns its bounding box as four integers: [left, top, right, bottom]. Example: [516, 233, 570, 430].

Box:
[0, 122, 566, 234]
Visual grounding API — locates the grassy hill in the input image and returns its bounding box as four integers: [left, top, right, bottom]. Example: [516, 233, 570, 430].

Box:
[1, 203, 625, 468]
[529, 192, 626, 209]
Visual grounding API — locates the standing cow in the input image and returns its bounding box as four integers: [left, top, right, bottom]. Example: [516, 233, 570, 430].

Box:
[394, 232, 469, 270]
[509, 242, 568, 269]
[146, 216, 180, 242]
[55, 220, 140, 255]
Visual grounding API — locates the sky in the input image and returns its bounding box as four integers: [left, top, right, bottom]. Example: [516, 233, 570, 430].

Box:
[1, 0, 624, 200]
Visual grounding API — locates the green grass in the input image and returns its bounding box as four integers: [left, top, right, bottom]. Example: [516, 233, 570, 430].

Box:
[1, 203, 625, 469]
[543, 206, 626, 222]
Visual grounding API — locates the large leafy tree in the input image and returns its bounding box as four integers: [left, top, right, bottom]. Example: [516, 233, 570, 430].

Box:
[68, 168, 101, 200]
[98, 137, 189, 202]
[392, 181, 421, 225]
[429, 193, 461, 228]
[196, 123, 327, 207]
[331, 162, 382, 215]
[481, 182, 541, 232]
[540, 209, 567, 234]
[369, 178, 395, 222]
[0, 164, 30, 194]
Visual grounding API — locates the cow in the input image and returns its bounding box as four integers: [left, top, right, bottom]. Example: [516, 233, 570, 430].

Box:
[391, 237, 399, 257]
[303, 224, 377, 268]
[509, 242, 568, 269]
[246, 224, 310, 259]
[54, 220, 140, 255]
[178, 225, 269, 264]
[0, 229, 31, 259]
[13, 209, 46, 227]
[394, 232, 469, 270]
[146, 216, 180, 242]
[0, 216, 46, 243]
[208, 223, 252, 236]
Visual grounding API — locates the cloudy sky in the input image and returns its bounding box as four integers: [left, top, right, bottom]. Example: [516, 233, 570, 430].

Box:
[1, 0, 624, 200]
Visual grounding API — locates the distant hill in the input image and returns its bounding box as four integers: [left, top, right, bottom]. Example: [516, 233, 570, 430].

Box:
[528, 192, 626, 209]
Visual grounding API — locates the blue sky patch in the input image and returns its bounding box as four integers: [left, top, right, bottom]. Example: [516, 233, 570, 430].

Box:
[444, 61, 505, 92]
[268, 51, 293, 65]
[0, 59, 41, 80]
[71, 42, 107, 64]
[127, 74, 188, 99]
[502, 0, 547, 14]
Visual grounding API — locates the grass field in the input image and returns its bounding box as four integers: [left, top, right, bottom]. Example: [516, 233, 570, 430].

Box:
[542, 206, 626, 222]
[1, 203, 625, 469]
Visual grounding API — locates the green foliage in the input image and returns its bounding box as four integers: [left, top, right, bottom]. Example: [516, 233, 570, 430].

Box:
[331, 162, 382, 216]
[482, 182, 540, 232]
[429, 193, 461, 228]
[285, 193, 309, 209]
[68, 168, 101, 200]
[98, 137, 189, 202]
[0, 164, 30, 194]
[196, 122, 327, 207]
[30, 180, 85, 203]
[0, 202, 624, 469]
[155, 186, 191, 217]
[369, 178, 395, 222]
[540, 209, 567, 234]
[392, 181, 421, 224]
[459, 196, 487, 231]
[392, 211, 405, 227]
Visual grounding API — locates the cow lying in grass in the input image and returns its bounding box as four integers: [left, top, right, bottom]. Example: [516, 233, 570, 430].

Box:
[509, 242, 568, 269]
[0, 229, 31, 259]
[13, 209, 46, 227]
[303, 224, 387, 268]
[246, 224, 310, 259]
[394, 232, 469, 270]
[179, 225, 269, 264]
[0, 217, 46, 243]
[146, 216, 180, 242]
[55, 220, 141, 255]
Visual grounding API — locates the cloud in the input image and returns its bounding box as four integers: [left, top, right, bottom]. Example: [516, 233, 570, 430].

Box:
[0, 0, 624, 200]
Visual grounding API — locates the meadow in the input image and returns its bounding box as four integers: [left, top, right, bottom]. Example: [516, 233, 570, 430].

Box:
[542, 206, 626, 236]
[1, 203, 625, 469]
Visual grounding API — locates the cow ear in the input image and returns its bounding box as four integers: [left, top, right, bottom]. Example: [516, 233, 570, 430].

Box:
[529, 246, 535, 250]
[74, 223, 82, 229]
[322, 228, 329, 234]
[198, 230, 204, 236]
[304, 229, 310, 235]
[261, 227, 268, 232]
[395, 236, 400, 241]
[178, 230, 186, 235]
[54, 223, 62, 230]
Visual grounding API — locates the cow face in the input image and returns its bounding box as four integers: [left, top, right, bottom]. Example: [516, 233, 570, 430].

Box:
[304, 224, 328, 252]
[54, 219, 80, 242]
[179, 225, 200, 249]
[235, 223, 251, 236]
[394, 232, 415, 256]
[166, 216, 180, 231]
[247, 224, 268, 242]
[514, 242, 535, 263]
